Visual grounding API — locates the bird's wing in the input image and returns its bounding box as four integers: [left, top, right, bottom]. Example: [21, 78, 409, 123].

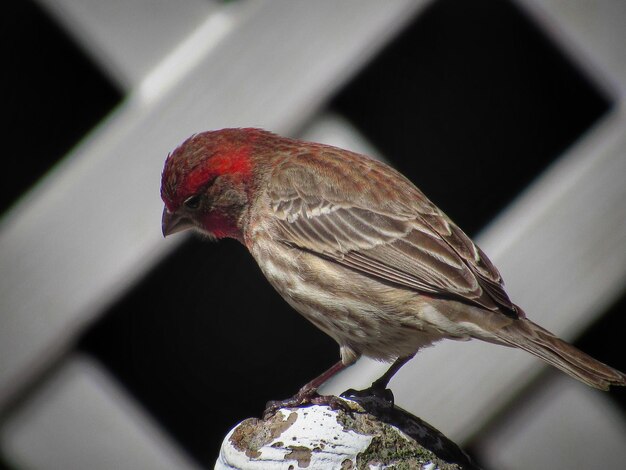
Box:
[266, 151, 518, 316]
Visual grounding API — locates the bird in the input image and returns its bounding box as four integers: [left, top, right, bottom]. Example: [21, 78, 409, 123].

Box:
[160, 127, 626, 413]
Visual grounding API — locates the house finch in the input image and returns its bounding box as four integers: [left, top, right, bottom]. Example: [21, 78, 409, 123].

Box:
[161, 128, 626, 412]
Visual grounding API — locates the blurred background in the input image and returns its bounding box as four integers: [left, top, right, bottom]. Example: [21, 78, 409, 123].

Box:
[1, 0, 626, 468]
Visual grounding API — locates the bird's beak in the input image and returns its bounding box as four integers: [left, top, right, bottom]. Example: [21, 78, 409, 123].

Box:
[162, 207, 194, 237]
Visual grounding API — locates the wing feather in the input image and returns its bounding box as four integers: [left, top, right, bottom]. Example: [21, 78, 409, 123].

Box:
[265, 150, 518, 316]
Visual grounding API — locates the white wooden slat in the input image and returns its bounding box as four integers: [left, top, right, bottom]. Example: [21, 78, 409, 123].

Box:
[476, 375, 626, 469]
[1, 356, 201, 470]
[35, 0, 218, 89]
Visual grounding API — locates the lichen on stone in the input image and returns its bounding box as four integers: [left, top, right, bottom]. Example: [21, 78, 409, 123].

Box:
[229, 410, 298, 459]
[336, 408, 461, 469]
[284, 445, 313, 468]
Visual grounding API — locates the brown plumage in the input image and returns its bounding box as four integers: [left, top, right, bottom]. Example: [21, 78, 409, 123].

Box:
[161, 128, 626, 408]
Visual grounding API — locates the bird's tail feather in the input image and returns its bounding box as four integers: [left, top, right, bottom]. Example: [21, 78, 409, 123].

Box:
[494, 318, 626, 390]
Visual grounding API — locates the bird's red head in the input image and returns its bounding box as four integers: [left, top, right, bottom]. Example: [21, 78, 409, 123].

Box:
[161, 128, 266, 240]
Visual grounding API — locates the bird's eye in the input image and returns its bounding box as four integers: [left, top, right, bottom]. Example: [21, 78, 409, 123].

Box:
[184, 194, 202, 210]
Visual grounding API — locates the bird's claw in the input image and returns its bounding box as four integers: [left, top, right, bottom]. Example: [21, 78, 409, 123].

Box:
[341, 386, 395, 405]
[310, 393, 354, 413]
[263, 390, 353, 419]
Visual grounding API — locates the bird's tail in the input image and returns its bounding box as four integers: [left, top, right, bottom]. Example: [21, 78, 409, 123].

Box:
[493, 318, 626, 390]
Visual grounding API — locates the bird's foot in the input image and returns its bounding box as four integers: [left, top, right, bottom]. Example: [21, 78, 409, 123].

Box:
[263, 389, 353, 419]
[341, 385, 395, 405]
